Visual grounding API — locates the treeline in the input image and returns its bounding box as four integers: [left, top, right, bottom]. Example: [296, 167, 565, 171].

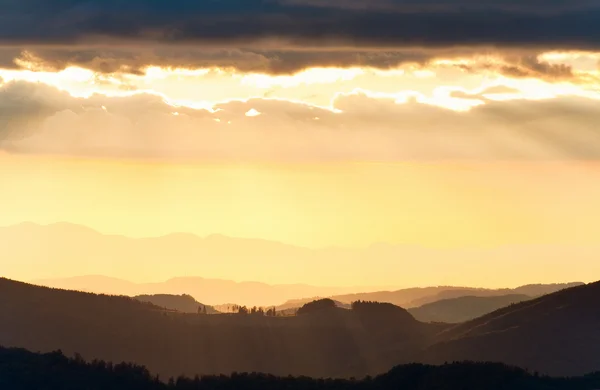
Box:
[2, 347, 600, 390]
[226, 304, 278, 316]
[296, 299, 404, 316]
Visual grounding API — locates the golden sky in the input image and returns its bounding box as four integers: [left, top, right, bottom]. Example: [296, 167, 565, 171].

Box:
[2, 154, 600, 249]
[2, 47, 600, 285]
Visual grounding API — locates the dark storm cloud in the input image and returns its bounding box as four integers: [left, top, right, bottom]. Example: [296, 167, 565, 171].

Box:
[456, 54, 576, 80]
[0, 46, 580, 81]
[0, 47, 442, 74]
[2, 0, 600, 49]
[0, 0, 599, 76]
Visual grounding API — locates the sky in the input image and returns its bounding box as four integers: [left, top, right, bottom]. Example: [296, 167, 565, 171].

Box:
[1, 0, 600, 285]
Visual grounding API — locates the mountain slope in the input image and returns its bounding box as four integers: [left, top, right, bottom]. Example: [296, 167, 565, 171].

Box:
[408, 294, 532, 323]
[2, 277, 600, 377]
[0, 278, 440, 379]
[425, 281, 600, 376]
[134, 294, 219, 314]
[408, 283, 583, 307]
[313, 287, 478, 308]
[276, 283, 581, 312]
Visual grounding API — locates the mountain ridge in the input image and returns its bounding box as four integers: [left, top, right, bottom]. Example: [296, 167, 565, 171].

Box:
[2, 277, 600, 378]
[0, 277, 439, 378]
[407, 294, 533, 323]
[3, 221, 598, 292]
[425, 281, 600, 376]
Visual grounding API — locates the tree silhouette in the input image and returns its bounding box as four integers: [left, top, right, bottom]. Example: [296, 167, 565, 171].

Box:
[2, 346, 600, 390]
[297, 299, 337, 315]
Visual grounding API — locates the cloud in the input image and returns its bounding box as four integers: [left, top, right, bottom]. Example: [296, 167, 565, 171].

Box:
[0, 1, 599, 76]
[455, 55, 576, 80]
[0, 47, 437, 75]
[2, 0, 599, 48]
[1, 81, 600, 161]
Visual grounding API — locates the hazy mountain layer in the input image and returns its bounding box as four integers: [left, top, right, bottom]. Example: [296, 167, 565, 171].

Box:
[2, 221, 594, 303]
[407, 294, 532, 323]
[276, 283, 581, 311]
[31, 275, 384, 308]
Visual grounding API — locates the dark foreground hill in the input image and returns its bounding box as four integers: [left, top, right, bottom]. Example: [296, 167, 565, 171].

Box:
[2, 278, 600, 379]
[408, 294, 532, 323]
[427, 281, 600, 376]
[2, 346, 600, 390]
[0, 278, 441, 379]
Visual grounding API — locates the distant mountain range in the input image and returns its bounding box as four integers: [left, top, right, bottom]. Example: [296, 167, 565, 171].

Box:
[276, 282, 581, 310]
[34, 275, 580, 320]
[3, 222, 598, 302]
[130, 290, 549, 324]
[1, 277, 599, 378]
[31, 275, 383, 307]
[274, 284, 580, 323]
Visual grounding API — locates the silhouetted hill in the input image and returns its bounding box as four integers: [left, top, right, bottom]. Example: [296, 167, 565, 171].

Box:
[297, 299, 338, 315]
[408, 294, 532, 323]
[326, 287, 480, 308]
[276, 287, 482, 311]
[134, 294, 219, 314]
[0, 278, 442, 379]
[408, 283, 583, 307]
[512, 283, 585, 297]
[3, 277, 599, 378]
[277, 283, 581, 312]
[276, 297, 323, 311]
[425, 281, 600, 376]
[4, 347, 600, 390]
